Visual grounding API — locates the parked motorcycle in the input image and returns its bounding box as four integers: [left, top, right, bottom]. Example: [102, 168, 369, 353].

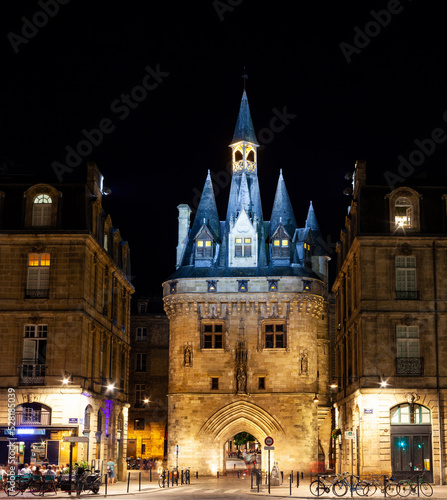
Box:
[77, 468, 102, 494]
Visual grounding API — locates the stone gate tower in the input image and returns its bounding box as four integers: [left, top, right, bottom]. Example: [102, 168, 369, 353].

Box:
[163, 91, 331, 475]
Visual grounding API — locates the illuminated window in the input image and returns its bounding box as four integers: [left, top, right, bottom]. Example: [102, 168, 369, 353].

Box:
[390, 403, 430, 424]
[395, 197, 413, 228]
[235, 237, 252, 257]
[26, 254, 50, 298]
[22, 325, 47, 375]
[207, 280, 218, 292]
[396, 326, 419, 357]
[196, 238, 213, 258]
[203, 324, 223, 349]
[238, 280, 248, 292]
[395, 256, 417, 299]
[32, 194, 52, 226]
[211, 378, 219, 390]
[271, 227, 290, 258]
[136, 327, 147, 341]
[268, 280, 278, 292]
[264, 323, 286, 348]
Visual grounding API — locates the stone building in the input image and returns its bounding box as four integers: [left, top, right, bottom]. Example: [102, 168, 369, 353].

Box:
[0, 162, 134, 479]
[332, 160, 447, 483]
[163, 91, 332, 475]
[127, 297, 169, 462]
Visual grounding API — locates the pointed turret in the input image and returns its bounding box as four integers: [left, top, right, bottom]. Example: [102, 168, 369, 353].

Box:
[269, 170, 297, 239]
[229, 91, 259, 176]
[305, 201, 326, 256]
[192, 170, 221, 240]
[231, 90, 259, 145]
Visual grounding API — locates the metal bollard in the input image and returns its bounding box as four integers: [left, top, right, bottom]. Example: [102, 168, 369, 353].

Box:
[139, 472, 141, 491]
[104, 475, 108, 496]
[217, 470, 219, 479]
[196, 471, 198, 479]
[127, 472, 130, 493]
[290, 473, 292, 496]
[281, 471, 284, 483]
[150, 468, 152, 482]
[297, 470, 300, 487]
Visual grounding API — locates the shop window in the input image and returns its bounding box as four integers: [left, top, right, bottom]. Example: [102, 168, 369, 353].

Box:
[264, 323, 286, 349]
[202, 324, 223, 349]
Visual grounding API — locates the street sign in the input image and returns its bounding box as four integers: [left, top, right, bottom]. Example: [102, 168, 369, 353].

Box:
[264, 446, 275, 450]
[174, 445, 180, 454]
[62, 436, 89, 442]
[264, 436, 274, 446]
[344, 431, 355, 440]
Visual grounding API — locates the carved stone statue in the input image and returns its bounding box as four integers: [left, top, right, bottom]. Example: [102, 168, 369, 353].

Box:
[300, 351, 309, 375]
[184, 344, 192, 367]
[237, 367, 247, 393]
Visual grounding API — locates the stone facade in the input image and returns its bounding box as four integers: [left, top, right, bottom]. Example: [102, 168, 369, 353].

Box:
[333, 160, 447, 483]
[0, 163, 134, 479]
[128, 298, 169, 463]
[163, 92, 332, 475]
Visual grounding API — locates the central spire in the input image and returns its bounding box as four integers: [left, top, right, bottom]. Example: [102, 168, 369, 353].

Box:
[229, 91, 259, 176]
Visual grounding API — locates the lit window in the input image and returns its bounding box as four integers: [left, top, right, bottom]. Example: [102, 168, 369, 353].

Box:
[26, 254, 50, 298]
[238, 280, 248, 292]
[22, 325, 47, 376]
[271, 227, 290, 258]
[196, 235, 213, 258]
[390, 404, 430, 424]
[268, 280, 278, 292]
[235, 237, 252, 257]
[207, 280, 218, 292]
[264, 323, 286, 348]
[395, 197, 413, 228]
[203, 324, 223, 349]
[32, 194, 52, 226]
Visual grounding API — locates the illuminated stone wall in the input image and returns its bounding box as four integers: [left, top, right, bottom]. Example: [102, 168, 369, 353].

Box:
[163, 275, 331, 475]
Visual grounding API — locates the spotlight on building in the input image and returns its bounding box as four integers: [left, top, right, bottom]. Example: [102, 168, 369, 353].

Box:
[313, 394, 319, 403]
[107, 381, 115, 391]
[62, 371, 72, 385]
[143, 399, 150, 404]
[330, 380, 338, 389]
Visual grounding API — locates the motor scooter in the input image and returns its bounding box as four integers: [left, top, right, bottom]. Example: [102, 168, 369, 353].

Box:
[76, 468, 102, 494]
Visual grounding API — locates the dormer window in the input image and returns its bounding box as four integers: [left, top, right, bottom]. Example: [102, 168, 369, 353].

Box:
[32, 194, 52, 226]
[235, 237, 252, 257]
[196, 238, 213, 258]
[395, 197, 413, 228]
[271, 226, 290, 260]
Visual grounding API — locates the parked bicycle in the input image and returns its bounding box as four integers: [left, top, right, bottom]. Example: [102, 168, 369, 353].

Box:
[310, 474, 342, 496]
[333, 472, 369, 497]
[397, 472, 433, 497]
[363, 475, 398, 497]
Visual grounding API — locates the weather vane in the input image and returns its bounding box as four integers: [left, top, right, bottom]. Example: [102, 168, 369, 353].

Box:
[242, 67, 248, 90]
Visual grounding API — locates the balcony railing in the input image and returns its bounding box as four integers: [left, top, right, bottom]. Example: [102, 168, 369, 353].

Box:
[20, 364, 46, 385]
[15, 410, 51, 426]
[25, 289, 49, 299]
[396, 357, 424, 375]
[395, 290, 419, 300]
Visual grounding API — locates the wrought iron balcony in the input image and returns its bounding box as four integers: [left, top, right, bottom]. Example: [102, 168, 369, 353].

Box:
[15, 409, 51, 426]
[19, 364, 46, 385]
[25, 289, 49, 299]
[396, 357, 424, 375]
[395, 290, 419, 300]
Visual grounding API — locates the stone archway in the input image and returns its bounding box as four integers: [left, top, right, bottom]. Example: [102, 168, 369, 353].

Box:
[198, 400, 284, 475]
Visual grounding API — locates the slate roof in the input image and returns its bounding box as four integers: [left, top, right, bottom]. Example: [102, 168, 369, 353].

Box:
[231, 90, 259, 145]
[269, 169, 297, 239]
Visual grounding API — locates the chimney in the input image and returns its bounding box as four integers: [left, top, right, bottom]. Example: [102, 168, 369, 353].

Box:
[176, 204, 191, 269]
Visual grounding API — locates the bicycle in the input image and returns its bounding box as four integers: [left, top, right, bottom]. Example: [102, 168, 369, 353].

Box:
[158, 470, 167, 488]
[333, 473, 369, 497]
[363, 475, 398, 497]
[397, 472, 433, 497]
[310, 474, 343, 496]
[5, 474, 42, 497]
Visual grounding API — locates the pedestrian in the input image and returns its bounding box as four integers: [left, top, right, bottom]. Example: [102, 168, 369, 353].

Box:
[106, 459, 115, 485]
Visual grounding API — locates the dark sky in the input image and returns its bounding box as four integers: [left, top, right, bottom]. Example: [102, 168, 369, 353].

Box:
[2, 1, 447, 295]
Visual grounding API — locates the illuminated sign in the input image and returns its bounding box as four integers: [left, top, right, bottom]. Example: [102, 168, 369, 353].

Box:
[12, 429, 46, 435]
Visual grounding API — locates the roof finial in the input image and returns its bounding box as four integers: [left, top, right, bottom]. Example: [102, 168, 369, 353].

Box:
[242, 67, 248, 91]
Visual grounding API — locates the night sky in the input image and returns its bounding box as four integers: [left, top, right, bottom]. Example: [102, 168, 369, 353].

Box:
[2, 1, 447, 296]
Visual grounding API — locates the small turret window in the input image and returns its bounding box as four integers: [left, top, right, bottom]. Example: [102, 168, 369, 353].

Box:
[235, 237, 252, 257]
[271, 227, 290, 259]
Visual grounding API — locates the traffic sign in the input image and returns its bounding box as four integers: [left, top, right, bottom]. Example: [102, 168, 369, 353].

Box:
[174, 445, 180, 454]
[264, 446, 275, 450]
[264, 436, 274, 446]
[62, 436, 89, 442]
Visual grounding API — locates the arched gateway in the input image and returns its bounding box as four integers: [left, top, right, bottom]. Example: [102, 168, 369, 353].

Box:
[163, 90, 332, 475]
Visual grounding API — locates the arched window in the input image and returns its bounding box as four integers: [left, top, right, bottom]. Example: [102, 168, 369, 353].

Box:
[395, 197, 413, 228]
[32, 194, 52, 226]
[84, 405, 92, 432]
[16, 402, 51, 425]
[390, 403, 430, 424]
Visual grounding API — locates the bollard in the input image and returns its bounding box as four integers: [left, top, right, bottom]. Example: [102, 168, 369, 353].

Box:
[238, 471, 240, 478]
[104, 475, 108, 496]
[290, 473, 292, 496]
[150, 468, 152, 482]
[281, 470, 284, 483]
[297, 470, 300, 487]
[127, 472, 130, 493]
[139, 471, 141, 491]
[217, 470, 219, 479]
[196, 471, 198, 479]
[181, 469, 184, 485]
[383, 475, 387, 498]
[234, 464, 236, 469]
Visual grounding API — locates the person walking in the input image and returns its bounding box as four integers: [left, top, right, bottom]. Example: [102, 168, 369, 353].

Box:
[106, 459, 115, 485]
